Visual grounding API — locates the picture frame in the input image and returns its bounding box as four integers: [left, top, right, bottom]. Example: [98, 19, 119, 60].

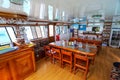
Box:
[92, 27, 100, 32]
[9, 0, 24, 5]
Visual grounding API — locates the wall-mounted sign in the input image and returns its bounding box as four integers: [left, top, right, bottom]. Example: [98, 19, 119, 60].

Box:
[79, 25, 86, 31]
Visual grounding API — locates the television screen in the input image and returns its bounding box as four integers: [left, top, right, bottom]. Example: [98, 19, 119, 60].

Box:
[92, 27, 100, 32]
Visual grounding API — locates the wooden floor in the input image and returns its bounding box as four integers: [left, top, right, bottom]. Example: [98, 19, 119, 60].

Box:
[25, 47, 120, 80]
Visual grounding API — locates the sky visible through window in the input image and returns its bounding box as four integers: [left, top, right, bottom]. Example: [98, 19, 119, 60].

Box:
[6, 27, 16, 42]
[1, 0, 10, 8]
[48, 5, 53, 20]
[49, 25, 54, 36]
[23, 0, 30, 15]
[40, 3, 45, 19]
[0, 27, 11, 45]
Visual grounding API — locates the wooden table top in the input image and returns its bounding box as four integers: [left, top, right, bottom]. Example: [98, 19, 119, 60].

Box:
[49, 41, 97, 56]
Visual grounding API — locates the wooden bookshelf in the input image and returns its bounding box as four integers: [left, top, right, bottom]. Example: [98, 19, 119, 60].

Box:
[102, 22, 112, 46]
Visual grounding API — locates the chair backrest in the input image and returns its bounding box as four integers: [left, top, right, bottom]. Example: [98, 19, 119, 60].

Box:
[51, 48, 61, 56]
[61, 50, 72, 62]
[74, 53, 89, 70]
[44, 46, 50, 53]
[69, 37, 76, 41]
[94, 41, 102, 46]
[87, 40, 94, 45]
[77, 38, 83, 42]
[82, 39, 88, 44]
[61, 50, 72, 56]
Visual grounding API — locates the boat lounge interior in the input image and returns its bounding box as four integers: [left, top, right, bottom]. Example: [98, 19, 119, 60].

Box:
[0, 0, 120, 80]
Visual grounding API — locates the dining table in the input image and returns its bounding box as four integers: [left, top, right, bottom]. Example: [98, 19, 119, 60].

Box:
[48, 41, 98, 58]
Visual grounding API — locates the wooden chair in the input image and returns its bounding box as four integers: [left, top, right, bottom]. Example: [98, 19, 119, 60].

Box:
[61, 50, 73, 72]
[89, 48, 97, 65]
[74, 53, 89, 80]
[82, 39, 88, 44]
[69, 37, 76, 41]
[77, 38, 83, 42]
[44, 45, 52, 63]
[87, 40, 94, 45]
[52, 48, 61, 66]
[93, 41, 102, 54]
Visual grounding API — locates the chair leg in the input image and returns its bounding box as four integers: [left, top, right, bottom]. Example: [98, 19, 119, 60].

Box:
[53, 58, 55, 64]
[61, 61, 63, 68]
[50, 56, 53, 63]
[92, 58, 95, 65]
[60, 59, 62, 67]
[84, 70, 88, 80]
[70, 64, 72, 73]
[74, 66, 76, 74]
[92, 60, 94, 65]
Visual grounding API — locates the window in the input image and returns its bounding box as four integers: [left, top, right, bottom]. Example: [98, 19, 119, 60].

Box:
[40, 3, 45, 19]
[59, 26, 68, 34]
[44, 26, 48, 38]
[55, 8, 59, 20]
[49, 25, 54, 36]
[60, 26, 63, 34]
[48, 5, 53, 20]
[6, 27, 16, 42]
[35, 27, 42, 38]
[40, 26, 48, 38]
[62, 11, 65, 21]
[63, 26, 68, 34]
[1, 0, 10, 8]
[55, 26, 60, 35]
[0, 27, 11, 45]
[31, 27, 38, 39]
[23, 0, 30, 15]
[25, 27, 33, 40]
[62, 11, 65, 16]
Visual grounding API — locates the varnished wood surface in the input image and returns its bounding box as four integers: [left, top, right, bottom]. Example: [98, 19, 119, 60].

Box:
[49, 41, 97, 57]
[25, 47, 120, 80]
[0, 11, 27, 19]
[0, 47, 36, 80]
[0, 46, 34, 59]
[70, 37, 102, 45]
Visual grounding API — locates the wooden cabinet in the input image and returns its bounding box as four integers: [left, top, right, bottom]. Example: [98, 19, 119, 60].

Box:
[0, 62, 12, 80]
[0, 47, 36, 80]
[12, 51, 35, 80]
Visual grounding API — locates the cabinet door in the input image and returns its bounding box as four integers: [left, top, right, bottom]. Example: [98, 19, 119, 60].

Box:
[12, 51, 35, 80]
[0, 62, 12, 80]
